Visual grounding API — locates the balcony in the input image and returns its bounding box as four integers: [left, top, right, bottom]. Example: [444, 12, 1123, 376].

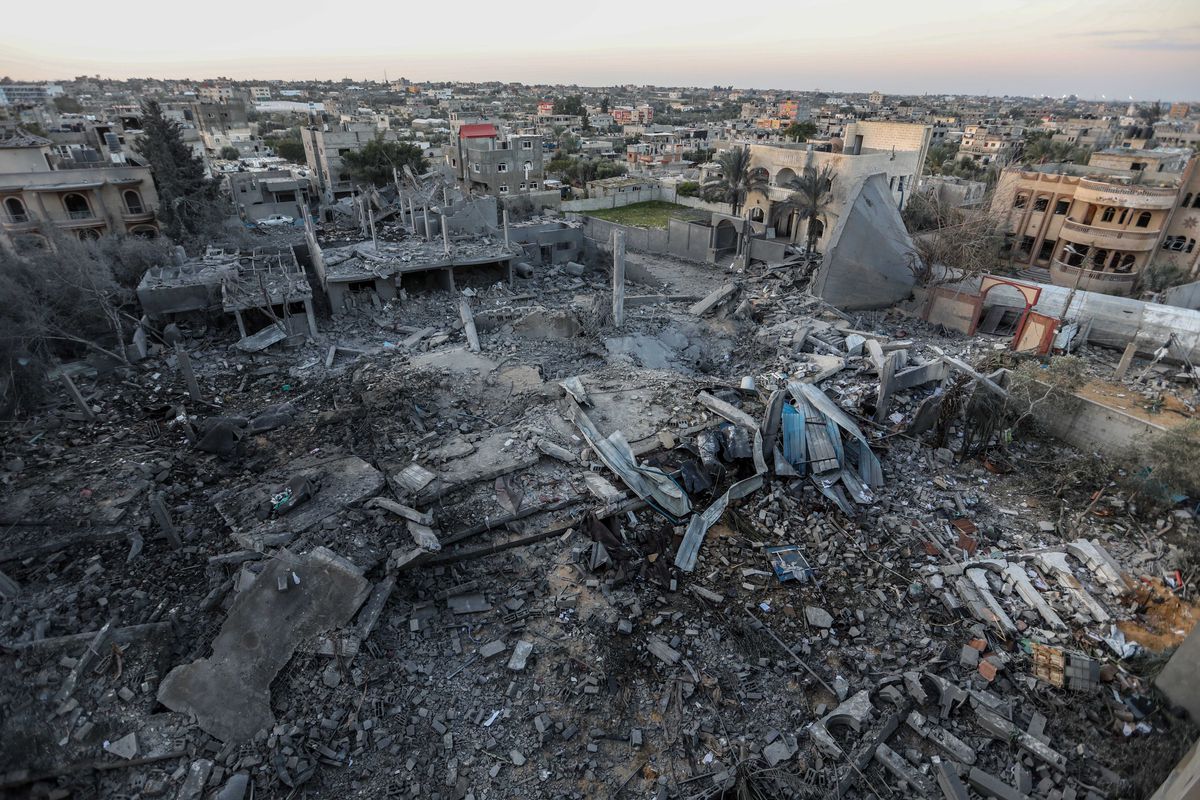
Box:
[1073, 179, 1178, 210]
[2, 212, 38, 232]
[1049, 259, 1136, 295]
[122, 206, 156, 223]
[1059, 219, 1160, 251]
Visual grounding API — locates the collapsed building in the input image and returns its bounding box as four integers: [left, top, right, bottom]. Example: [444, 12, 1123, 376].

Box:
[3, 170, 1200, 800]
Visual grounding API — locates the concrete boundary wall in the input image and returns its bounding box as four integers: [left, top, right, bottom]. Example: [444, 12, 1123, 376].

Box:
[561, 186, 730, 215]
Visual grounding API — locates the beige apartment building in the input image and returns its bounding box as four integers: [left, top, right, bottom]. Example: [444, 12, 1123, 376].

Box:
[0, 129, 159, 255]
[721, 121, 931, 251]
[993, 147, 1198, 295]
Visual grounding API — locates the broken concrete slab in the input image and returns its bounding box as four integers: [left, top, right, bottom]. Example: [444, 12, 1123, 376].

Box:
[875, 743, 936, 796]
[157, 547, 370, 742]
[1034, 551, 1110, 624]
[808, 689, 875, 757]
[688, 284, 737, 316]
[810, 172, 917, 311]
[973, 703, 1067, 771]
[212, 455, 384, 551]
[805, 606, 834, 628]
[412, 428, 541, 505]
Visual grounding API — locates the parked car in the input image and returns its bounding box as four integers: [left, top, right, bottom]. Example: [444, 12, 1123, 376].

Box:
[255, 214, 295, 227]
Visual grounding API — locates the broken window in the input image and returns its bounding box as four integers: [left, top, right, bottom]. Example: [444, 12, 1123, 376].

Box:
[1184, 193, 1193, 208]
[1101, 206, 1115, 223]
[1013, 194, 1027, 209]
[529, 182, 538, 190]
[1054, 199, 1069, 215]
[1018, 235, 1035, 256]
[1115, 253, 1136, 272]
[1033, 197, 1048, 212]
[1037, 238, 1055, 261]
[1135, 211, 1151, 228]
[1163, 236, 1185, 251]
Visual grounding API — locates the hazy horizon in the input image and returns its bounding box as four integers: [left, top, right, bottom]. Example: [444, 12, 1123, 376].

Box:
[3, 0, 1198, 101]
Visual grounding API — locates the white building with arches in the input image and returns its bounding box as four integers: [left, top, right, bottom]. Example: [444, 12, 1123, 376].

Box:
[708, 121, 931, 253]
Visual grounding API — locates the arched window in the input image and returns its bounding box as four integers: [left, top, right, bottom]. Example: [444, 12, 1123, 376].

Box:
[749, 207, 765, 222]
[1184, 193, 1194, 208]
[1013, 194, 1028, 209]
[123, 190, 144, 215]
[63, 193, 92, 219]
[4, 196, 27, 222]
[1115, 254, 1136, 273]
[1101, 206, 1115, 223]
[1193, 194, 1200, 208]
[77, 228, 100, 241]
[1118, 209, 1128, 225]
[1135, 211, 1152, 228]
[1091, 248, 1108, 268]
[1189, 239, 1196, 254]
[130, 225, 158, 239]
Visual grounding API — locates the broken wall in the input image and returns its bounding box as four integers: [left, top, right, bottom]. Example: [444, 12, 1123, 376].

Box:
[810, 172, 917, 310]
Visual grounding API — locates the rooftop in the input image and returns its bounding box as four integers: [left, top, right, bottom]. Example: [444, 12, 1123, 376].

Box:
[0, 128, 52, 149]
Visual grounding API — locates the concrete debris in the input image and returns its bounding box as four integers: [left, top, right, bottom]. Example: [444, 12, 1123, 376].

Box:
[2, 216, 1196, 800]
[157, 547, 370, 742]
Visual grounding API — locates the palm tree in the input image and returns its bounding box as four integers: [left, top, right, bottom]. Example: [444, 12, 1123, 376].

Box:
[777, 164, 837, 254]
[701, 146, 767, 216]
[1135, 101, 1162, 140]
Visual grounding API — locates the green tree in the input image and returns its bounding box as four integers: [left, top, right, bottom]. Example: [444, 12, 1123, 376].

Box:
[924, 143, 960, 174]
[677, 181, 700, 197]
[1133, 101, 1162, 139]
[340, 135, 428, 188]
[700, 146, 766, 216]
[1019, 132, 1089, 166]
[600, 96, 609, 114]
[776, 164, 837, 254]
[553, 95, 585, 116]
[782, 121, 817, 142]
[134, 99, 226, 244]
[218, 145, 240, 160]
[273, 138, 306, 163]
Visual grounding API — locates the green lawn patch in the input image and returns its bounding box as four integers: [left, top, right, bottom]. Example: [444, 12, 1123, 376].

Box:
[586, 201, 695, 229]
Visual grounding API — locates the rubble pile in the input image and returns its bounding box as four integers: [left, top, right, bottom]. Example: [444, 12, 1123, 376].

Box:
[1, 249, 1198, 799]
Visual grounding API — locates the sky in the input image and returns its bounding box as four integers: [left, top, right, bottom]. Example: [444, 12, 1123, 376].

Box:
[2, 0, 1198, 99]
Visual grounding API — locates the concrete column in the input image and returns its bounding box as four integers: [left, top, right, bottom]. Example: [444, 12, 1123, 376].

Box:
[423, 205, 431, 241]
[60, 371, 95, 421]
[176, 345, 201, 402]
[303, 299, 319, 339]
[502, 209, 510, 248]
[442, 215, 450, 256]
[150, 492, 182, 549]
[459, 297, 480, 353]
[233, 309, 247, 339]
[612, 229, 626, 328]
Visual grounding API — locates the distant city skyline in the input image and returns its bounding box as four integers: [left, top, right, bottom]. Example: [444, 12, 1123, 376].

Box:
[2, 0, 1197, 100]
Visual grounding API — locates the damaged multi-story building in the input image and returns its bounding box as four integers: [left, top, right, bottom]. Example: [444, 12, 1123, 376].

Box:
[445, 124, 544, 196]
[993, 146, 1200, 294]
[0, 128, 159, 253]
